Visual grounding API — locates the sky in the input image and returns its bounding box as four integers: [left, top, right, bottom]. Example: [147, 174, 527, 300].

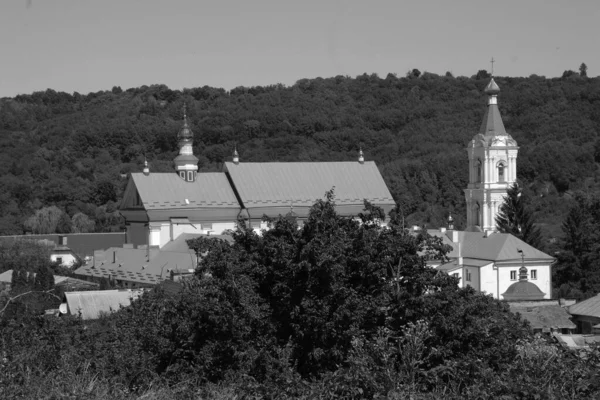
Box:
[1, 0, 599, 97]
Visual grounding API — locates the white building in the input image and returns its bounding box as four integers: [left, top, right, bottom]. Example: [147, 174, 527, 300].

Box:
[464, 78, 519, 233]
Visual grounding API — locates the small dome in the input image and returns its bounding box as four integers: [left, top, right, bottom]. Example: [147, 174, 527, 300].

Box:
[484, 78, 500, 95]
[502, 281, 546, 301]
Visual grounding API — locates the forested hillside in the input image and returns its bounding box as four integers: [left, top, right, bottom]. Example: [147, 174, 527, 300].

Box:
[1, 71, 599, 245]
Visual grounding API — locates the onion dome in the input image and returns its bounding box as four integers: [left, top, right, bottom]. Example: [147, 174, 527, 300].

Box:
[502, 265, 545, 301]
[484, 78, 501, 95]
[286, 203, 297, 220]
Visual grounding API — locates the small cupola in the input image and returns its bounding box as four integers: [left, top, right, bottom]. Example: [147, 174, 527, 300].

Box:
[143, 159, 150, 176]
[358, 148, 364, 164]
[173, 103, 199, 182]
[233, 146, 239, 165]
[448, 213, 454, 230]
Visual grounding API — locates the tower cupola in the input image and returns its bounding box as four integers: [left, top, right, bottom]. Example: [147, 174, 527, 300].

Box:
[358, 148, 364, 164]
[233, 146, 239, 165]
[173, 104, 199, 182]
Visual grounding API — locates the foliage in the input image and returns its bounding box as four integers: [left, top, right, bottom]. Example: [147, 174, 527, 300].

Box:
[495, 182, 542, 248]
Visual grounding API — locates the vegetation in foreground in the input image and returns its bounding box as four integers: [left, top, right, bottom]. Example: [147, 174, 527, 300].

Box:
[1, 195, 599, 399]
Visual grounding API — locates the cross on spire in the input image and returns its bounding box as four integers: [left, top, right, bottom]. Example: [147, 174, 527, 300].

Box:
[183, 103, 187, 119]
[490, 57, 495, 76]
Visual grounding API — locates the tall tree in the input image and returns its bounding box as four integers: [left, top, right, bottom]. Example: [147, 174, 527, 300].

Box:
[495, 183, 542, 248]
[579, 62, 588, 77]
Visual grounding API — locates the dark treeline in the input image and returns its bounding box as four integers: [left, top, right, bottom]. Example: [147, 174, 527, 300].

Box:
[1, 71, 599, 241]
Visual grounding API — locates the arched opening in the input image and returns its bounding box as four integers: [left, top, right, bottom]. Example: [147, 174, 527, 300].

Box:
[497, 161, 506, 183]
[475, 202, 481, 226]
[476, 159, 482, 183]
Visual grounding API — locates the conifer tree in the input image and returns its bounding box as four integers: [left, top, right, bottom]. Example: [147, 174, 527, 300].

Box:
[495, 183, 542, 248]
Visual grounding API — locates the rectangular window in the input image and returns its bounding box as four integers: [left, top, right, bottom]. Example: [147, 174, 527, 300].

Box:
[466, 270, 471, 282]
[180, 171, 185, 179]
[56, 257, 63, 264]
[187, 171, 193, 181]
[510, 270, 517, 281]
[202, 223, 213, 230]
[531, 270, 537, 280]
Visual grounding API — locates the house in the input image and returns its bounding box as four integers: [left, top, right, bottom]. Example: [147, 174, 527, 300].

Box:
[49, 235, 78, 267]
[73, 232, 232, 287]
[568, 294, 600, 334]
[59, 289, 144, 320]
[119, 107, 395, 249]
[508, 300, 576, 334]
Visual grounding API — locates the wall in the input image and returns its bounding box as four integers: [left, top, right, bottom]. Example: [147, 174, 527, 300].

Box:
[50, 253, 77, 267]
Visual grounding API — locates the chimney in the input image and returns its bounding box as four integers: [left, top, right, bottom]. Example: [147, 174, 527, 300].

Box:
[451, 230, 459, 243]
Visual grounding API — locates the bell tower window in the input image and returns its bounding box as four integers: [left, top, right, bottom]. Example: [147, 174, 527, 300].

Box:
[497, 162, 506, 183]
[477, 159, 482, 183]
[475, 203, 481, 226]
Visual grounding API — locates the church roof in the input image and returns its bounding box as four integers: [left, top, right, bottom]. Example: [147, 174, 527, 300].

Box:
[502, 280, 545, 301]
[223, 161, 395, 208]
[428, 230, 553, 263]
[471, 78, 518, 148]
[130, 172, 239, 210]
[569, 294, 600, 318]
[479, 101, 507, 136]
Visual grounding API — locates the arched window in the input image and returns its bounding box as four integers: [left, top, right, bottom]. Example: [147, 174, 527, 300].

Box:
[476, 159, 482, 183]
[497, 161, 506, 183]
[475, 203, 481, 226]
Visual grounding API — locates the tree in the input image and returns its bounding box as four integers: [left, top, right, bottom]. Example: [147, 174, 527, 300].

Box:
[495, 183, 542, 248]
[579, 62, 588, 77]
[71, 212, 95, 233]
[23, 206, 64, 234]
[475, 69, 491, 80]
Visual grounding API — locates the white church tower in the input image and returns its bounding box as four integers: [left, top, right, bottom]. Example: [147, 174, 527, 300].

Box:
[464, 77, 519, 232]
[173, 104, 199, 182]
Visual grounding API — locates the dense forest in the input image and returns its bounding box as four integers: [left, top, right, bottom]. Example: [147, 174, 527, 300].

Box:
[2, 198, 600, 399]
[1, 69, 599, 242]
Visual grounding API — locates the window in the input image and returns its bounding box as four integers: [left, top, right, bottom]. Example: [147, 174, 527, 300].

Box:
[466, 270, 472, 282]
[475, 203, 481, 226]
[187, 171, 193, 181]
[498, 162, 505, 182]
[56, 257, 63, 264]
[452, 273, 459, 279]
[531, 269, 537, 280]
[134, 192, 142, 207]
[202, 223, 213, 230]
[179, 171, 185, 179]
[477, 160, 482, 183]
[510, 270, 517, 280]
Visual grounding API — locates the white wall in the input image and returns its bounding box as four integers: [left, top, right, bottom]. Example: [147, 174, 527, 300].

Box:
[50, 253, 77, 267]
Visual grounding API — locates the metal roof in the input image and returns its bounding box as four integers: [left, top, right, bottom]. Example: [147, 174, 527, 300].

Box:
[509, 304, 576, 330]
[427, 230, 553, 262]
[479, 102, 507, 136]
[224, 161, 395, 208]
[63, 289, 143, 320]
[130, 172, 239, 210]
[569, 294, 600, 318]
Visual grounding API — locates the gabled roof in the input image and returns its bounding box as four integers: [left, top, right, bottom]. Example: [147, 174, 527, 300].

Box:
[569, 294, 600, 318]
[509, 304, 576, 330]
[128, 172, 239, 210]
[63, 289, 143, 320]
[223, 161, 395, 208]
[427, 230, 553, 263]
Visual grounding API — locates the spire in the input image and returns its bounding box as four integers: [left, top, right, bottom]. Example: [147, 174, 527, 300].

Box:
[358, 147, 364, 164]
[518, 249, 528, 281]
[143, 159, 150, 175]
[479, 77, 507, 137]
[233, 146, 239, 165]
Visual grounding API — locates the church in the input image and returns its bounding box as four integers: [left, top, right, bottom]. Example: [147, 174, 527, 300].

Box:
[78, 77, 553, 301]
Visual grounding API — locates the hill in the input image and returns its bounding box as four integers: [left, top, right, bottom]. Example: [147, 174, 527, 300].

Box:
[1, 72, 599, 248]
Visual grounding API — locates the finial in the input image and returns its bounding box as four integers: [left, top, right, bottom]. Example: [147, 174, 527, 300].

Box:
[490, 57, 495, 77]
[233, 145, 239, 165]
[448, 213, 454, 230]
[143, 159, 150, 175]
[517, 249, 528, 281]
[358, 147, 364, 164]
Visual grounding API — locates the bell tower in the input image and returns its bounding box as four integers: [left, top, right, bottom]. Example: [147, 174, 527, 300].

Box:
[464, 77, 518, 232]
[173, 104, 199, 182]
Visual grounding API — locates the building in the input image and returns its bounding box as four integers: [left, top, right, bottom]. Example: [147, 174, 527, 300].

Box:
[119, 107, 396, 249]
[568, 294, 600, 334]
[464, 78, 519, 233]
[59, 289, 144, 320]
[508, 300, 576, 334]
[430, 228, 553, 300]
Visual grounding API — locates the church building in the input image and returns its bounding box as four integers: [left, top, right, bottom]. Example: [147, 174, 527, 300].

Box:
[119, 107, 396, 249]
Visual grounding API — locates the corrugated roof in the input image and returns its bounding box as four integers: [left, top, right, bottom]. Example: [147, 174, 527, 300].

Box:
[427, 230, 553, 262]
[64, 289, 143, 320]
[224, 161, 395, 208]
[130, 172, 239, 210]
[509, 304, 576, 330]
[569, 294, 600, 318]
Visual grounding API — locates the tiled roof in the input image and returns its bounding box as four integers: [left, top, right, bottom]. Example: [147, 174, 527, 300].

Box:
[569, 294, 600, 318]
[130, 172, 239, 210]
[428, 230, 553, 263]
[224, 161, 395, 208]
[509, 304, 576, 330]
[63, 289, 143, 320]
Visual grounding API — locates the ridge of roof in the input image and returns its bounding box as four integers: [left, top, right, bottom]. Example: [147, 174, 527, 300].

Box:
[569, 294, 600, 318]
